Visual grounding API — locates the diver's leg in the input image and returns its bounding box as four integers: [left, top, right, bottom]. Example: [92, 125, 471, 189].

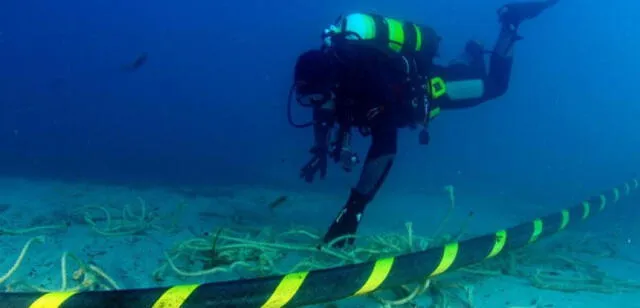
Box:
[486, 23, 519, 98]
[436, 26, 517, 106]
[489, 0, 560, 97]
[323, 125, 397, 247]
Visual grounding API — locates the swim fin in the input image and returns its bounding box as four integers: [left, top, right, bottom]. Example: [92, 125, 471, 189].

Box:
[323, 189, 369, 248]
[498, 0, 560, 28]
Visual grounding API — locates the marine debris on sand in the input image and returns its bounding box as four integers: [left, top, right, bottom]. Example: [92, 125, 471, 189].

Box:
[0, 184, 638, 307]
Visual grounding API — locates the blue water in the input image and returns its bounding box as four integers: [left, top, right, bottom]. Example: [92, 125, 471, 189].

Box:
[2, 1, 640, 307]
[1, 0, 639, 214]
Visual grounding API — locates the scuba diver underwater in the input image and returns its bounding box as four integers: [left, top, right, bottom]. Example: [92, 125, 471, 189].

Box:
[288, 0, 560, 247]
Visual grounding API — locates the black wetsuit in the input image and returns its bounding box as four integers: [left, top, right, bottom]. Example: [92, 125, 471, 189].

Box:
[312, 0, 559, 247]
[320, 24, 519, 247]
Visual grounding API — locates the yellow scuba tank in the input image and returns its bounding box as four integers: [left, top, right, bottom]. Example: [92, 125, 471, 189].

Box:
[322, 13, 440, 61]
[321, 13, 445, 145]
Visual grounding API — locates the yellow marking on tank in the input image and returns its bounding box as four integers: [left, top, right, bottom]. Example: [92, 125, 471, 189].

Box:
[386, 18, 405, 52]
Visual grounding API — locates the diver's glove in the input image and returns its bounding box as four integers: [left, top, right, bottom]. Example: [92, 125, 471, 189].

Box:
[338, 148, 360, 172]
[498, 0, 559, 29]
[323, 189, 369, 248]
[330, 130, 360, 172]
[465, 40, 485, 58]
[331, 143, 360, 172]
[300, 146, 328, 183]
[449, 39, 487, 67]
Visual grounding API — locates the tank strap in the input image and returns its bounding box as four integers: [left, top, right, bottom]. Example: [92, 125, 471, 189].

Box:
[401, 22, 418, 54]
[369, 14, 389, 47]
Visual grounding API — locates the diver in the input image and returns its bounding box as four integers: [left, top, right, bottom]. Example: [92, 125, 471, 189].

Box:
[289, 0, 559, 247]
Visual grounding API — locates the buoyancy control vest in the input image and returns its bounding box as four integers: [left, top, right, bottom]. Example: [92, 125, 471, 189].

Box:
[321, 13, 447, 129]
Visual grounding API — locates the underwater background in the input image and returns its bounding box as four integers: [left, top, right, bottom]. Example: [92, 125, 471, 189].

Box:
[1, 0, 638, 199]
[1, 0, 640, 307]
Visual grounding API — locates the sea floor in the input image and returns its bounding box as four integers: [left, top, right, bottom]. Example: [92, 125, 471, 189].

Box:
[0, 176, 639, 307]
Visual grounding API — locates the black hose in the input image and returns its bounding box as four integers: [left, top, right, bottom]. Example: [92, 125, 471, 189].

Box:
[287, 84, 314, 129]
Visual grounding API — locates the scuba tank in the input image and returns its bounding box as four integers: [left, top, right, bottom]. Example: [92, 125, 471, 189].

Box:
[321, 13, 441, 70]
[322, 13, 444, 144]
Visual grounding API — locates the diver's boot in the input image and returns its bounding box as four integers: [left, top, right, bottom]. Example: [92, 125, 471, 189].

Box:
[498, 0, 559, 29]
[495, 0, 557, 58]
[496, 0, 559, 54]
[323, 189, 369, 248]
[493, 21, 519, 62]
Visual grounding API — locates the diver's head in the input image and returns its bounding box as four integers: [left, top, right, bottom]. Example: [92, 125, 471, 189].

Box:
[293, 49, 336, 106]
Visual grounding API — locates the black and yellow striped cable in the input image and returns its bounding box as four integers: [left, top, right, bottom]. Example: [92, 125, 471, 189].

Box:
[3, 179, 637, 308]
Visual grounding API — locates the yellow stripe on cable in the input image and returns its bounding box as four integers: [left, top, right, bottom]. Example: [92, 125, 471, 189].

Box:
[29, 291, 77, 308]
[529, 219, 543, 243]
[261, 272, 308, 308]
[582, 201, 591, 220]
[152, 284, 200, 308]
[486, 230, 507, 259]
[413, 24, 422, 51]
[560, 210, 570, 230]
[599, 194, 607, 211]
[354, 257, 394, 295]
[429, 242, 459, 277]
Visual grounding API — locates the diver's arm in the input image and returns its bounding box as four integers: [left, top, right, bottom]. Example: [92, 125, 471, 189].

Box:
[330, 125, 360, 172]
[330, 105, 361, 171]
[432, 24, 518, 110]
[312, 101, 335, 151]
[300, 101, 335, 182]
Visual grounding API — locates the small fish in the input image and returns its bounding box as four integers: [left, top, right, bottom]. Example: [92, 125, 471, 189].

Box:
[0, 204, 10, 213]
[267, 196, 289, 210]
[122, 52, 148, 72]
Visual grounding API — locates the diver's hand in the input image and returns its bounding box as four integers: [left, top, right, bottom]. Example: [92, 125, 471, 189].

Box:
[338, 148, 360, 172]
[299, 146, 328, 183]
[465, 40, 485, 58]
[498, 0, 559, 28]
[330, 143, 360, 172]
